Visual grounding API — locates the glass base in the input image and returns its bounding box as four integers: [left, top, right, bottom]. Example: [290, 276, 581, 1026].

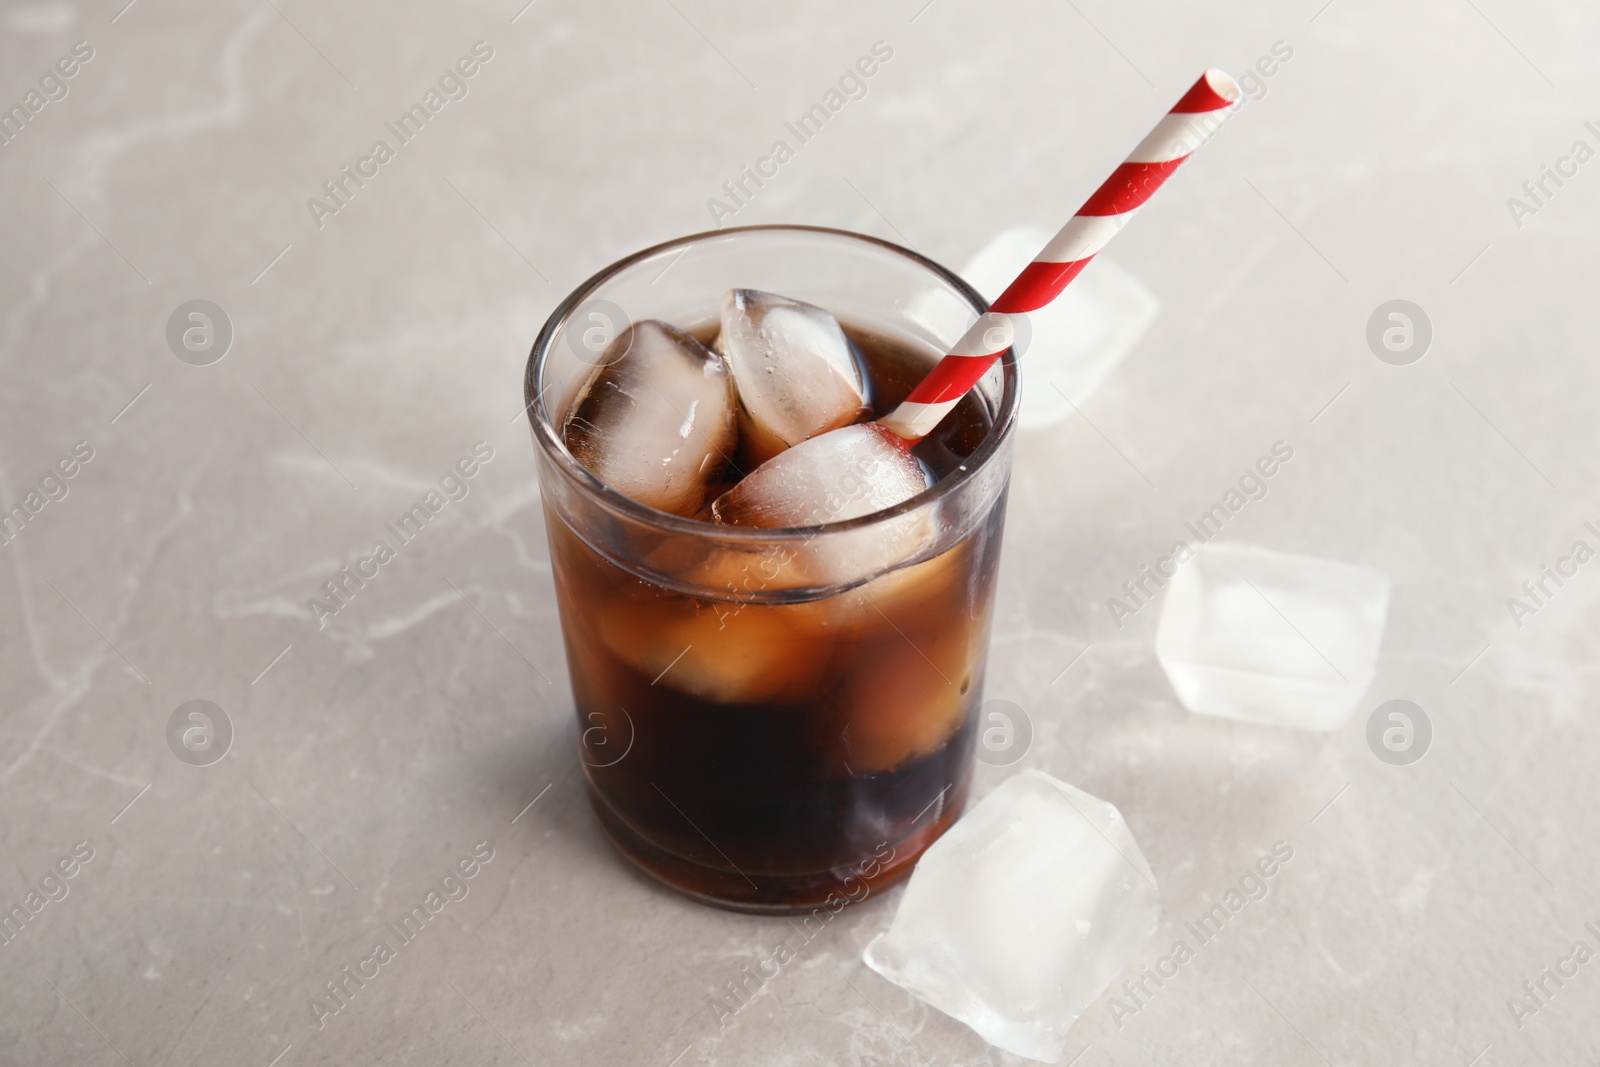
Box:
[586, 780, 967, 915]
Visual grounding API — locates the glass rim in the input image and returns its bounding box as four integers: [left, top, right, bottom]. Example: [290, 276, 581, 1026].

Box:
[524, 223, 1021, 541]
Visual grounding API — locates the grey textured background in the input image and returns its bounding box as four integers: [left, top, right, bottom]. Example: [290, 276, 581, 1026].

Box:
[2, 0, 1597, 1064]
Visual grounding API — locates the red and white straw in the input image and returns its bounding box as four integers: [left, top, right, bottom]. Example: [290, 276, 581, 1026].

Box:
[878, 69, 1241, 441]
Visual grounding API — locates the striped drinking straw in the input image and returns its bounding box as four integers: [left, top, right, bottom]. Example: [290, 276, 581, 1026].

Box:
[878, 69, 1242, 442]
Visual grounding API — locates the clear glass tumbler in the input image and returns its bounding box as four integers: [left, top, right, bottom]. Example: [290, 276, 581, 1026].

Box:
[526, 225, 1019, 912]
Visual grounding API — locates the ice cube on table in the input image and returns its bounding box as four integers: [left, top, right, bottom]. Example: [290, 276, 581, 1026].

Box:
[716, 288, 870, 465]
[1156, 541, 1390, 731]
[710, 422, 927, 528]
[863, 769, 1161, 1063]
[961, 227, 1158, 430]
[563, 320, 736, 517]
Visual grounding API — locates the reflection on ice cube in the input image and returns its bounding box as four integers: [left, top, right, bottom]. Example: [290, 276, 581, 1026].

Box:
[1155, 541, 1391, 731]
[960, 227, 1159, 430]
[863, 770, 1161, 1062]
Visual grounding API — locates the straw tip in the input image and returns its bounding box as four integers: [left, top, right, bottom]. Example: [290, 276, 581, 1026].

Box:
[1171, 69, 1241, 113]
[1202, 68, 1242, 105]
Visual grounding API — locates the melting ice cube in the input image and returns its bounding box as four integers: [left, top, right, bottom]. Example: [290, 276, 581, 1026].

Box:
[710, 422, 927, 529]
[709, 423, 935, 588]
[836, 588, 980, 773]
[863, 770, 1162, 1062]
[593, 597, 830, 705]
[716, 289, 870, 465]
[563, 320, 736, 516]
[1155, 541, 1390, 731]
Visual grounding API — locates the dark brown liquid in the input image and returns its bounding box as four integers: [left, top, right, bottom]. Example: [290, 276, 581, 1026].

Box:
[548, 326, 1005, 911]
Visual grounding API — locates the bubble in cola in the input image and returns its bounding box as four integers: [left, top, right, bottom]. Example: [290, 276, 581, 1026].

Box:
[563, 320, 736, 516]
[716, 289, 871, 466]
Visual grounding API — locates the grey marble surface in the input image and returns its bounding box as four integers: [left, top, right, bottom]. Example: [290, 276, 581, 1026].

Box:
[3, 0, 1599, 1064]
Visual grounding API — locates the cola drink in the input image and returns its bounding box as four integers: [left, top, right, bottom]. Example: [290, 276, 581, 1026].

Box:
[545, 327, 1006, 910]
